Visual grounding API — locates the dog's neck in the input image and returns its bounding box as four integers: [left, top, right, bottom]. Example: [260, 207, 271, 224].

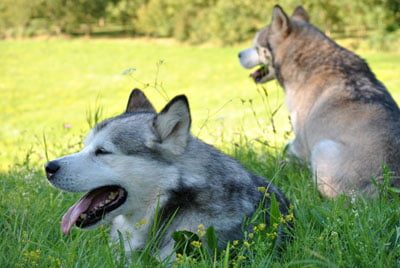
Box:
[271, 28, 346, 130]
[276, 25, 373, 91]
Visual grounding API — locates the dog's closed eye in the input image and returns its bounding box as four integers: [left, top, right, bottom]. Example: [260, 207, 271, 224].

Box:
[95, 147, 112, 156]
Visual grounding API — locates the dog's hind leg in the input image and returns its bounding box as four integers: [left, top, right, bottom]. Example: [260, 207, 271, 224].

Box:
[311, 140, 344, 198]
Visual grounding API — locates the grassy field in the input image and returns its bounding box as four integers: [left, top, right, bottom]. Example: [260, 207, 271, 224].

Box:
[1, 38, 400, 267]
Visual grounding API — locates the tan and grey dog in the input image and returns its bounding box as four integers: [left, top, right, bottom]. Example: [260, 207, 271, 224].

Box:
[239, 5, 400, 197]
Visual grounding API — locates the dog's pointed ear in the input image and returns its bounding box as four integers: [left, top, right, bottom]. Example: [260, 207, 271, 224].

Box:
[150, 95, 191, 155]
[126, 88, 156, 113]
[292, 6, 309, 22]
[271, 5, 291, 35]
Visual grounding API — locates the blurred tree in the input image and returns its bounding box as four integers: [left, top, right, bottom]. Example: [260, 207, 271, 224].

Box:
[206, 0, 271, 45]
[106, 0, 148, 33]
[0, 0, 398, 47]
[172, 0, 215, 43]
[384, 0, 400, 32]
[0, 0, 40, 37]
[135, 0, 177, 37]
[36, 0, 109, 35]
[64, 0, 110, 35]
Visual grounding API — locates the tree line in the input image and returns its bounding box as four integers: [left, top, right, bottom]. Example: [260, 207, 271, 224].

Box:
[0, 0, 398, 46]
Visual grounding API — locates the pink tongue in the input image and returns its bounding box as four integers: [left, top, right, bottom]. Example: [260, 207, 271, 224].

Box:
[250, 69, 262, 79]
[61, 195, 94, 235]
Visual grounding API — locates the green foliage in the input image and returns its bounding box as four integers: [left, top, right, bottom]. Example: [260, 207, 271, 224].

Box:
[0, 0, 110, 37]
[368, 28, 400, 51]
[205, 0, 269, 45]
[0, 0, 41, 38]
[0, 0, 399, 47]
[63, 0, 110, 35]
[172, 230, 201, 256]
[106, 0, 148, 33]
[170, 0, 215, 43]
[205, 226, 218, 252]
[85, 97, 104, 129]
[135, 0, 176, 37]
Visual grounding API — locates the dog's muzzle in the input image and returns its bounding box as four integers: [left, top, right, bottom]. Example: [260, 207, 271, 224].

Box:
[238, 48, 261, 69]
[239, 47, 274, 83]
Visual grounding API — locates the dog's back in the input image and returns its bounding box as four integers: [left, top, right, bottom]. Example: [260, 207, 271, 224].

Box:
[153, 138, 291, 258]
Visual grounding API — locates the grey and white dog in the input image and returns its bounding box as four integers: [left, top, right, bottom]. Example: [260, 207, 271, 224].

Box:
[239, 5, 400, 197]
[45, 89, 291, 260]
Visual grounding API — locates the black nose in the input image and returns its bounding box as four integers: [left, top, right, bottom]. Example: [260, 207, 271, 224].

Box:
[45, 161, 60, 180]
[238, 52, 242, 58]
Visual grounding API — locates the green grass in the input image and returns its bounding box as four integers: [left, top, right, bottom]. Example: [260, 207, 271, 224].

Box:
[2, 150, 400, 267]
[1, 38, 400, 267]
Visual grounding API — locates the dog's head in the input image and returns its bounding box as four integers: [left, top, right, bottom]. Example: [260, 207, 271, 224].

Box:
[238, 5, 309, 83]
[45, 89, 192, 234]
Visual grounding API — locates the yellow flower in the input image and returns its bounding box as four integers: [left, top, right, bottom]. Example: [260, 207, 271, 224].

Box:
[47, 256, 62, 267]
[188, 256, 197, 264]
[23, 249, 41, 266]
[243, 241, 251, 248]
[135, 218, 147, 228]
[233, 240, 239, 246]
[190, 240, 202, 248]
[248, 233, 254, 239]
[266, 232, 277, 239]
[257, 186, 266, 193]
[175, 253, 184, 264]
[197, 224, 206, 237]
[285, 213, 294, 222]
[237, 255, 247, 261]
[257, 223, 266, 231]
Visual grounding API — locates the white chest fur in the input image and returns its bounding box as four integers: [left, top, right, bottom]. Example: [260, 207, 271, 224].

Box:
[110, 215, 149, 253]
[285, 89, 299, 133]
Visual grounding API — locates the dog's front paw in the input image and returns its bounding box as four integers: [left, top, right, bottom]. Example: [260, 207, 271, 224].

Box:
[283, 140, 303, 163]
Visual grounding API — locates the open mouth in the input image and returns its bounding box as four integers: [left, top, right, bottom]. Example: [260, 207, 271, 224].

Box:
[61, 185, 127, 235]
[250, 64, 269, 83]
